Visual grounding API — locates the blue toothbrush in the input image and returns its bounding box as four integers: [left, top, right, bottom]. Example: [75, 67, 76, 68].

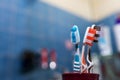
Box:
[71, 25, 81, 72]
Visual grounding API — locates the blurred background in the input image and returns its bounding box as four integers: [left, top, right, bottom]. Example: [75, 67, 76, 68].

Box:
[0, 0, 120, 80]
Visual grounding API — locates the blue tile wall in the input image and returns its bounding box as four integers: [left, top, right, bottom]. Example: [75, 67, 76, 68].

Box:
[0, 0, 94, 80]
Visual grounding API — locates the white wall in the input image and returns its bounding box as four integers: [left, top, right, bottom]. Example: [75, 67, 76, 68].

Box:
[40, 0, 93, 21]
[91, 0, 120, 21]
[40, 0, 120, 21]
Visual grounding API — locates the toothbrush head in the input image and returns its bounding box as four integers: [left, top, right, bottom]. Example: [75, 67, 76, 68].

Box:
[71, 25, 80, 44]
[92, 25, 101, 43]
[83, 25, 101, 46]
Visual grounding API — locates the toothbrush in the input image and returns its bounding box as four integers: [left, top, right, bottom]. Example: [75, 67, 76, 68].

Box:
[87, 25, 101, 73]
[81, 25, 101, 73]
[71, 25, 81, 72]
[81, 27, 90, 73]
